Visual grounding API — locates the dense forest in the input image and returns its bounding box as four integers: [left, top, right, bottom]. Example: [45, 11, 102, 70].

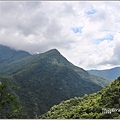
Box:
[0, 45, 119, 119]
[0, 45, 111, 118]
[0, 76, 119, 119]
[39, 77, 120, 119]
[0, 77, 28, 118]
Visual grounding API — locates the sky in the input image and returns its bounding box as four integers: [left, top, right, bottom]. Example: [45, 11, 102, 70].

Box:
[0, 1, 120, 70]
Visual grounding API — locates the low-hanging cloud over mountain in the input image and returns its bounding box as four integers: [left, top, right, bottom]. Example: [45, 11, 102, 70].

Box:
[0, 1, 120, 70]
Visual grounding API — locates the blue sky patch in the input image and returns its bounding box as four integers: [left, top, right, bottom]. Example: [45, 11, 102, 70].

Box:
[95, 34, 114, 44]
[86, 8, 96, 15]
[71, 27, 83, 34]
[98, 35, 114, 41]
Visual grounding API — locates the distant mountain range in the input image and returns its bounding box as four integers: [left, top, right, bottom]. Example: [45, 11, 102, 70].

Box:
[0, 45, 111, 118]
[88, 67, 120, 80]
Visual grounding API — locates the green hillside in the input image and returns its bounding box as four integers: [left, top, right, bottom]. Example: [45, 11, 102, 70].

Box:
[0, 45, 31, 65]
[0, 48, 110, 87]
[39, 77, 120, 119]
[0, 45, 111, 118]
[6, 49, 103, 118]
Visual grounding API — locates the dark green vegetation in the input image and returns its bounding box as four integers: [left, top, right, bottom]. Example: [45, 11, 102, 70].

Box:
[0, 45, 111, 118]
[0, 45, 31, 66]
[88, 67, 120, 80]
[0, 77, 28, 118]
[39, 77, 120, 119]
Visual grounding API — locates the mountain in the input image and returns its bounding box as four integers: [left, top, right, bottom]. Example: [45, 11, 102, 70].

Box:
[0, 44, 31, 66]
[88, 67, 120, 80]
[39, 77, 120, 119]
[0, 45, 110, 118]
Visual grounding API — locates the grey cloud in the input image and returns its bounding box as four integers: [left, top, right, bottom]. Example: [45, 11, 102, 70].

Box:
[43, 19, 62, 39]
[111, 43, 120, 65]
[0, 1, 120, 70]
[85, 42, 120, 68]
[62, 3, 76, 16]
[0, 2, 45, 36]
[0, 2, 19, 14]
[0, 1, 74, 54]
[16, 11, 49, 36]
[87, 10, 107, 22]
[97, 42, 120, 67]
[24, 2, 42, 10]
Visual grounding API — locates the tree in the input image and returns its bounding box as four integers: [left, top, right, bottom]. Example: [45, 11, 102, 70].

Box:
[0, 81, 27, 119]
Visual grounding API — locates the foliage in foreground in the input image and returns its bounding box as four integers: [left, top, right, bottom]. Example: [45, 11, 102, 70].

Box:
[0, 77, 28, 119]
[39, 77, 120, 119]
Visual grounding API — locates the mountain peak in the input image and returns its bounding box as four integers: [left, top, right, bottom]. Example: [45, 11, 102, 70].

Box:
[43, 48, 61, 57]
[46, 48, 60, 54]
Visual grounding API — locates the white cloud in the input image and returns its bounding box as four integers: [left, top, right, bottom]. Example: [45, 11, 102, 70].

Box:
[0, 1, 120, 70]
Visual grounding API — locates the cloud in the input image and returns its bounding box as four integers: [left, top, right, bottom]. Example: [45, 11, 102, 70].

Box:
[0, 1, 120, 70]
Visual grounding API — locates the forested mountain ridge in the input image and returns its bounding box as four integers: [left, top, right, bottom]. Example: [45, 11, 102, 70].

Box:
[6, 49, 103, 118]
[88, 67, 120, 80]
[0, 47, 110, 87]
[0, 45, 31, 65]
[0, 45, 111, 118]
[39, 77, 120, 119]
